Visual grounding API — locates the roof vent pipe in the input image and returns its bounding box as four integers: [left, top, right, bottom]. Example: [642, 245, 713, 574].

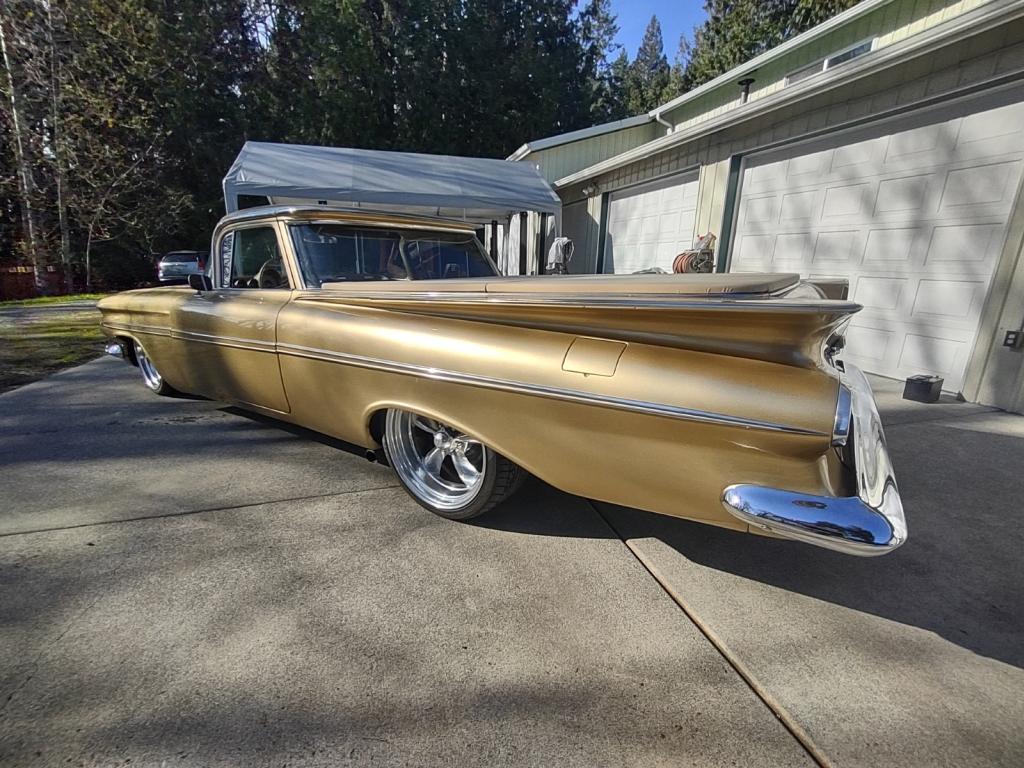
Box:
[738, 77, 755, 104]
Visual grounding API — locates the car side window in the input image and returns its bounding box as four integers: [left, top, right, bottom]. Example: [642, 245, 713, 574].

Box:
[221, 226, 290, 290]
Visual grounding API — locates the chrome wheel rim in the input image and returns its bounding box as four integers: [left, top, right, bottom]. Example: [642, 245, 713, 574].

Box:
[135, 341, 163, 391]
[385, 411, 486, 511]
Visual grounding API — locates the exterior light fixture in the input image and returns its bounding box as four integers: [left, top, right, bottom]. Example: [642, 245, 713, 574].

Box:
[738, 77, 756, 104]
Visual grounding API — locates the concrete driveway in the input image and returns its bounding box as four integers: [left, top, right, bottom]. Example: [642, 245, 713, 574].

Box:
[1, 360, 1021, 766]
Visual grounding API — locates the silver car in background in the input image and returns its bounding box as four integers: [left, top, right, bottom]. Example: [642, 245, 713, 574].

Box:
[157, 251, 207, 283]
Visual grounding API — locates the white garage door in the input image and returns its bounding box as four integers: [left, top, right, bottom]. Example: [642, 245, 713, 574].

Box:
[604, 172, 699, 273]
[731, 91, 1024, 391]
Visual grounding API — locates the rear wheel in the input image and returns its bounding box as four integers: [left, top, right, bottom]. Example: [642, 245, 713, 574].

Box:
[382, 409, 523, 520]
[133, 340, 177, 396]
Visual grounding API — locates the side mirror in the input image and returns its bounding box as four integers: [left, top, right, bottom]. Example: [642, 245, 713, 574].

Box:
[188, 273, 213, 292]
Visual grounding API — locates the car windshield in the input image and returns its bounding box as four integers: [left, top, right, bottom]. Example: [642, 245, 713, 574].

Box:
[289, 224, 497, 287]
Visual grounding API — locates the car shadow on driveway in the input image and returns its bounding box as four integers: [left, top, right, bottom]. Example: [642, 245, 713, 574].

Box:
[480, 414, 1024, 671]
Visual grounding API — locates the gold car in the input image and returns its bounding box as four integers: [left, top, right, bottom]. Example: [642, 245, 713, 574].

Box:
[99, 206, 906, 556]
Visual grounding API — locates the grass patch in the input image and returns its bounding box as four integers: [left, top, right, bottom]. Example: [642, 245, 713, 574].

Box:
[0, 305, 104, 393]
[0, 293, 107, 307]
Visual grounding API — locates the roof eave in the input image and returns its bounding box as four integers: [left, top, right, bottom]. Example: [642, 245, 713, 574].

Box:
[506, 114, 654, 161]
[507, 143, 532, 161]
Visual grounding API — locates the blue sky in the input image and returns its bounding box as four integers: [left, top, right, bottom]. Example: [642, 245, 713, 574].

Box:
[611, 0, 708, 61]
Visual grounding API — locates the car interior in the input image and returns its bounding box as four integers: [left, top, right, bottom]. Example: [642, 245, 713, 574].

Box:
[228, 227, 290, 289]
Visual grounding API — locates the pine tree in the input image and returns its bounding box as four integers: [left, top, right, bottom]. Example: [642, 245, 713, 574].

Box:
[623, 16, 671, 114]
[578, 0, 623, 122]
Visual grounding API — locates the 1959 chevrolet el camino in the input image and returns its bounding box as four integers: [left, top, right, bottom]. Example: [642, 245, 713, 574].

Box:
[99, 205, 907, 556]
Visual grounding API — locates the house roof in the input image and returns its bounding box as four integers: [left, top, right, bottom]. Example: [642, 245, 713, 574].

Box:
[506, 115, 653, 161]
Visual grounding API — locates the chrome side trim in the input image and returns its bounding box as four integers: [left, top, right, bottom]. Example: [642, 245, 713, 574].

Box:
[301, 291, 861, 314]
[277, 342, 826, 437]
[174, 329, 277, 352]
[103, 321, 172, 338]
[722, 364, 906, 556]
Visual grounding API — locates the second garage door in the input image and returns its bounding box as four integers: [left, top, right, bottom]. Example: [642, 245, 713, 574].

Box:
[604, 172, 700, 273]
[730, 90, 1024, 392]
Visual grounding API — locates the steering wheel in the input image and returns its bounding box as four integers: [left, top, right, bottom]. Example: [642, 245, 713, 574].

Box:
[408, 247, 438, 279]
[255, 259, 286, 289]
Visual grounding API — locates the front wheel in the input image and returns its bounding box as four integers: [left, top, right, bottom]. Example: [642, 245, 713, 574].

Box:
[382, 409, 523, 520]
[133, 340, 178, 396]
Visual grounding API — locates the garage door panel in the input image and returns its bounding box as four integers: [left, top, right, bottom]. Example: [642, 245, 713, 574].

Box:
[775, 232, 815, 265]
[813, 230, 864, 263]
[884, 122, 950, 162]
[732, 92, 1024, 391]
[734, 233, 776, 269]
[832, 137, 887, 171]
[874, 174, 932, 213]
[939, 160, 1020, 210]
[823, 182, 875, 218]
[787, 150, 830, 180]
[864, 227, 920, 264]
[911, 278, 986, 321]
[780, 190, 821, 221]
[845, 324, 895, 366]
[924, 222, 1002, 267]
[897, 332, 968, 379]
[740, 194, 778, 224]
[956, 100, 1024, 146]
[853, 275, 908, 312]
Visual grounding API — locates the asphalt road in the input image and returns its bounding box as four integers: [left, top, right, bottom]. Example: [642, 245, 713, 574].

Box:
[1, 359, 1022, 766]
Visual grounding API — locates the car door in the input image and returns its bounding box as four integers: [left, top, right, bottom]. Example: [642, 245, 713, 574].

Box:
[171, 221, 293, 412]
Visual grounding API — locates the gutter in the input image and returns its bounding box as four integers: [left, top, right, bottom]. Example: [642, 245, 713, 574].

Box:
[558, 0, 1024, 189]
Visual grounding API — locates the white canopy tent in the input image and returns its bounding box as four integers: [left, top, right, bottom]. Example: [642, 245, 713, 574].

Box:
[223, 142, 562, 274]
[223, 141, 560, 222]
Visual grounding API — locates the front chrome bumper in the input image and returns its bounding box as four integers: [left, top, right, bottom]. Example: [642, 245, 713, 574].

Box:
[722, 364, 907, 556]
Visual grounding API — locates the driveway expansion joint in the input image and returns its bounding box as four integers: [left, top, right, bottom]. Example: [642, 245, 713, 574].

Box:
[0, 484, 401, 538]
[587, 500, 832, 768]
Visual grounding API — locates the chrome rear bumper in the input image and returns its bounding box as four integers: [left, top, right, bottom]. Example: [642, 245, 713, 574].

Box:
[722, 364, 907, 556]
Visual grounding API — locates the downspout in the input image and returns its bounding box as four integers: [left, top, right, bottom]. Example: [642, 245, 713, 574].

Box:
[652, 108, 673, 134]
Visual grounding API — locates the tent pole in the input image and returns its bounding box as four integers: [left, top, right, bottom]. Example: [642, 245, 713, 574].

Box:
[489, 220, 498, 261]
[518, 212, 528, 276]
[536, 212, 548, 275]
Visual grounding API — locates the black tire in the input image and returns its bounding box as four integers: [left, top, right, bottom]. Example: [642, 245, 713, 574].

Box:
[382, 409, 524, 520]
